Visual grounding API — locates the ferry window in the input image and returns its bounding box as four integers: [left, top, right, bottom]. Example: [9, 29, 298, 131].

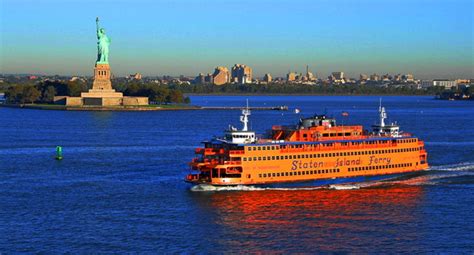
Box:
[258, 147, 261, 150]
[272, 156, 275, 160]
[258, 157, 262, 161]
[290, 172, 293, 176]
[272, 173, 276, 177]
[298, 171, 301, 176]
[310, 170, 314, 174]
[277, 173, 280, 177]
[263, 174, 266, 177]
[285, 172, 289, 176]
[306, 171, 310, 175]
[318, 170, 321, 174]
[323, 134, 329, 137]
[259, 174, 262, 178]
[243, 158, 247, 161]
[325, 169, 329, 173]
[345, 133, 351, 136]
[285, 156, 288, 159]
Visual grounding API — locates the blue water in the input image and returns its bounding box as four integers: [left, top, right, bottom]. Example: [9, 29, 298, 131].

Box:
[1, 96, 473, 253]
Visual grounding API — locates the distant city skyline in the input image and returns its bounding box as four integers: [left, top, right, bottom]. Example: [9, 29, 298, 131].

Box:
[0, 0, 472, 79]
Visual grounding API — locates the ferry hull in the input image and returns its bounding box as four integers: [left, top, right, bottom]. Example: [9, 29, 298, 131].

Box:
[186, 170, 426, 189]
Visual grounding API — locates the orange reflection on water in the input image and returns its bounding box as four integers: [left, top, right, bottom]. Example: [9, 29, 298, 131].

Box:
[199, 186, 425, 253]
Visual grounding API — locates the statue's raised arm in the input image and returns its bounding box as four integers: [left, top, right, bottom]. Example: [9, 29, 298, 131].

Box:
[96, 17, 101, 38]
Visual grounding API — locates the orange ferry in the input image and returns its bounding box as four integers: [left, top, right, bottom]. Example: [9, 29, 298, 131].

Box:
[186, 102, 428, 187]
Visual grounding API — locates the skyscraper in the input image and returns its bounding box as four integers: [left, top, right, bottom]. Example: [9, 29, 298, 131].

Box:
[231, 64, 253, 84]
[263, 73, 272, 83]
[305, 65, 316, 81]
[212, 67, 230, 85]
[287, 72, 296, 82]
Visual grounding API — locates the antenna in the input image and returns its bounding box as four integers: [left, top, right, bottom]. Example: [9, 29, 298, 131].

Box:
[379, 98, 386, 128]
[241, 99, 251, 131]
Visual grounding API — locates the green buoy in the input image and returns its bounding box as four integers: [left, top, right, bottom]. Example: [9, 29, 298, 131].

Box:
[55, 146, 63, 160]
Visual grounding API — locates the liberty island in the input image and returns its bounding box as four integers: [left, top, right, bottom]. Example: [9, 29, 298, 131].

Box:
[54, 18, 148, 108]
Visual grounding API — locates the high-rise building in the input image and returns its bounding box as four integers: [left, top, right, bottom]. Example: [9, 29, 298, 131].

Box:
[287, 72, 296, 82]
[194, 73, 206, 84]
[359, 74, 368, 81]
[370, 73, 380, 81]
[205, 73, 213, 84]
[332, 72, 344, 80]
[128, 73, 142, 80]
[212, 67, 230, 85]
[331, 72, 345, 84]
[305, 65, 316, 81]
[382, 74, 391, 82]
[231, 64, 253, 84]
[403, 74, 414, 82]
[263, 73, 272, 83]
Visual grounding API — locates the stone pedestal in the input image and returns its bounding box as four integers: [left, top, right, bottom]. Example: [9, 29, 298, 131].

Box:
[81, 63, 123, 106]
[92, 63, 113, 90]
[58, 62, 148, 107]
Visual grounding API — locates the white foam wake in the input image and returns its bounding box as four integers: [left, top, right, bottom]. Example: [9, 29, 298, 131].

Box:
[429, 162, 474, 172]
[190, 184, 361, 192]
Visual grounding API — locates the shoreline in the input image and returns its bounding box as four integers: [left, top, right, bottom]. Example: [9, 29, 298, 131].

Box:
[0, 104, 202, 111]
[184, 93, 437, 97]
[0, 104, 289, 111]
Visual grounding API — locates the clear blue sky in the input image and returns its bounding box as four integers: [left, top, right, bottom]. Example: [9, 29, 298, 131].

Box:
[0, 0, 472, 79]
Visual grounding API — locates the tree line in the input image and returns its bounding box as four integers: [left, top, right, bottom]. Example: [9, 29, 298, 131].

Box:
[4, 80, 454, 105]
[3, 81, 190, 104]
[170, 83, 447, 95]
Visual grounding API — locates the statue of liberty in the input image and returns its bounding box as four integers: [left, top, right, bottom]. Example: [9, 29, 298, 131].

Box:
[96, 17, 111, 64]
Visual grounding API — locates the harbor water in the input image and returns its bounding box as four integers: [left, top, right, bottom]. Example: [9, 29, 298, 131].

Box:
[1, 95, 473, 253]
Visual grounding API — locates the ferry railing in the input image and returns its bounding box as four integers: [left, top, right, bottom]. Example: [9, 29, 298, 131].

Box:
[278, 140, 401, 154]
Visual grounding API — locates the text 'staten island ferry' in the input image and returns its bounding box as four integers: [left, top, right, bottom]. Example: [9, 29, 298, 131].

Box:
[186, 102, 429, 188]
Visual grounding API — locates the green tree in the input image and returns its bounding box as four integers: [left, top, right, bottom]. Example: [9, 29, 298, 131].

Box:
[66, 81, 87, 96]
[183, 96, 191, 104]
[5, 85, 24, 103]
[22, 85, 41, 103]
[42, 86, 56, 103]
